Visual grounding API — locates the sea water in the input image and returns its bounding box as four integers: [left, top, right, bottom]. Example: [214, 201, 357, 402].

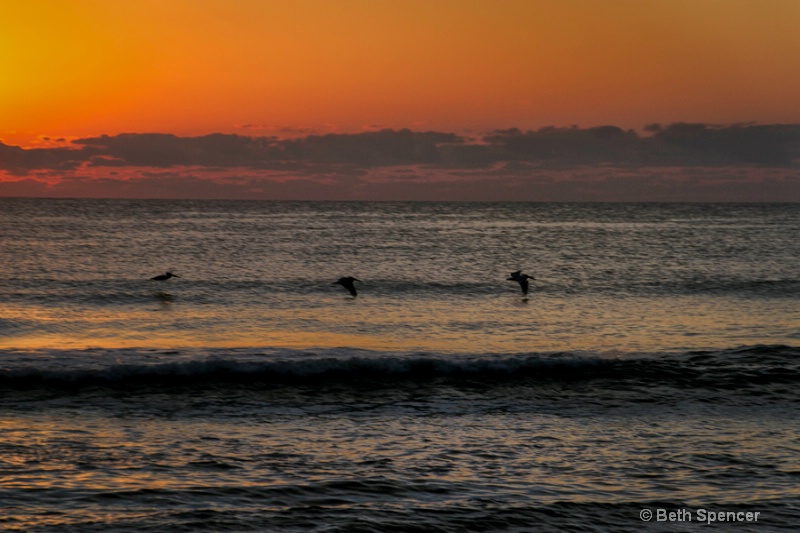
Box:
[1, 199, 798, 531]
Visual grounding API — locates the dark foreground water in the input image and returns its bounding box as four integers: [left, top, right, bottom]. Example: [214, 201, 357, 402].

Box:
[1, 200, 798, 531]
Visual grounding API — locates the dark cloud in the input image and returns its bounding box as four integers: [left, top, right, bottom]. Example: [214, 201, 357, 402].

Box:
[277, 129, 463, 166]
[1, 124, 799, 200]
[73, 133, 279, 168]
[650, 123, 800, 166]
[0, 142, 85, 175]
[63, 129, 463, 169]
[481, 126, 644, 167]
[480, 123, 800, 167]
[4, 124, 800, 173]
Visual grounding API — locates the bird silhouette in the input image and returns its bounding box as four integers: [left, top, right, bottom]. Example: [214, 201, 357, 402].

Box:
[507, 270, 534, 296]
[333, 276, 360, 297]
[151, 272, 180, 281]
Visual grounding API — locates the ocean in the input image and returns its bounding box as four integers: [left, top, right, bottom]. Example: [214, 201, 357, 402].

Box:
[1, 199, 798, 532]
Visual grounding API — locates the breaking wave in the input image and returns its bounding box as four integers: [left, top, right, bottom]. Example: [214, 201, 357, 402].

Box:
[1, 345, 798, 395]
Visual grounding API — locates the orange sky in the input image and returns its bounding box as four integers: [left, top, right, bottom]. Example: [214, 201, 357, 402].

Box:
[4, 0, 800, 147]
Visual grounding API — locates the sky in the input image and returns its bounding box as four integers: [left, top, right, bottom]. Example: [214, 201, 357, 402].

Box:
[2, 0, 800, 201]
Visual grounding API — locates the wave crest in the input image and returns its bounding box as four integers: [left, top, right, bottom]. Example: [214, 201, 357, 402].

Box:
[0, 345, 797, 393]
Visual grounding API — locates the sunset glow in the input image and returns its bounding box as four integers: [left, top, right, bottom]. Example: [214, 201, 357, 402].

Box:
[2, 0, 800, 200]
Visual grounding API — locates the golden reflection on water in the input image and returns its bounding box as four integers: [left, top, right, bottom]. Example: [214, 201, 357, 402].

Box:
[0, 329, 418, 352]
[1, 292, 796, 353]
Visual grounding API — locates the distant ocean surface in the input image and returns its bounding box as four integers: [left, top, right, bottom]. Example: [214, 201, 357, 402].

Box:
[1, 199, 798, 532]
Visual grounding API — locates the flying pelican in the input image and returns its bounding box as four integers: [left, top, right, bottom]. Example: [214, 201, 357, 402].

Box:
[507, 270, 534, 296]
[333, 276, 360, 297]
[151, 272, 180, 281]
